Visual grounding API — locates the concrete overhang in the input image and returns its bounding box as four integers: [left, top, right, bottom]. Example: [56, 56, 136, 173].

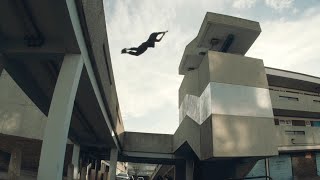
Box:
[0, 0, 80, 54]
[0, 0, 124, 154]
[266, 67, 320, 93]
[179, 12, 261, 75]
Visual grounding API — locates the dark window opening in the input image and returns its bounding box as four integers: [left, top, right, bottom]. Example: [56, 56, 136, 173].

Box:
[313, 100, 320, 103]
[285, 131, 305, 135]
[279, 96, 299, 101]
[292, 120, 307, 126]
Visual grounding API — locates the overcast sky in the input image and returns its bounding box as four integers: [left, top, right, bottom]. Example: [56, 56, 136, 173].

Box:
[104, 0, 320, 134]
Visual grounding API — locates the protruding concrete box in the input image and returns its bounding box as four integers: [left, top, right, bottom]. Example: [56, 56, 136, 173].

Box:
[177, 12, 278, 160]
[179, 12, 261, 75]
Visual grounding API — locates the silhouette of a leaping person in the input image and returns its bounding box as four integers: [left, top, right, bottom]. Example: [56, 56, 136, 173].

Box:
[121, 31, 168, 56]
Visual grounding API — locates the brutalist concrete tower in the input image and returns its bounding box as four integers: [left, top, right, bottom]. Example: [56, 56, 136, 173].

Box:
[178, 12, 278, 160]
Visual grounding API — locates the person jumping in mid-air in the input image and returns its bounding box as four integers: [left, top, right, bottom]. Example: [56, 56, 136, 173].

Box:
[121, 31, 168, 56]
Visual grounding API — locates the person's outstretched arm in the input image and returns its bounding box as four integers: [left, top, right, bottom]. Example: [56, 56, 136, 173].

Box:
[155, 30, 168, 42]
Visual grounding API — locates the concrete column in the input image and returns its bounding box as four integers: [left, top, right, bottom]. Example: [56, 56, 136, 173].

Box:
[8, 148, 22, 180]
[175, 160, 186, 180]
[108, 148, 118, 180]
[72, 144, 80, 179]
[67, 164, 74, 180]
[80, 167, 87, 180]
[186, 160, 194, 180]
[37, 54, 84, 180]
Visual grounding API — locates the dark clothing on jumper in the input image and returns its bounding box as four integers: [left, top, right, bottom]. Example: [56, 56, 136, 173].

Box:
[125, 32, 166, 56]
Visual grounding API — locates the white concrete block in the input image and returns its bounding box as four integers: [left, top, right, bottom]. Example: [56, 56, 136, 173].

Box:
[199, 82, 274, 123]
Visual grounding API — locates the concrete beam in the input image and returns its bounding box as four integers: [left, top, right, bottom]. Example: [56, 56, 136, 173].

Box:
[38, 54, 84, 180]
[66, 0, 120, 150]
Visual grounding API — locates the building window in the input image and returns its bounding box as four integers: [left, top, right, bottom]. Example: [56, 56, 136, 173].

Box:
[279, 96, 299, 101]
[313, 100, 320, 103]
[285, 131, 305, 135]
[279, 120, 292, 126]
[312, 121, 320, 127]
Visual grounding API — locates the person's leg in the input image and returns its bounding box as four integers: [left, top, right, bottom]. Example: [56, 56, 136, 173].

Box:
[127, 51, 140, 56]
[127, 47, 139, 51]
[126, 45, 148, 56]
[122, 47, 138, 54]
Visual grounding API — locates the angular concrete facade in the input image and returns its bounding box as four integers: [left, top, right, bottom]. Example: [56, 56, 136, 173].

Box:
[2, 2, 320, 179]
[178, 13, 278, 160]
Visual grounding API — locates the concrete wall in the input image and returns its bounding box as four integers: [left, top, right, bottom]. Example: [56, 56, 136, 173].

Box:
[276, 126, 320, 146]
[200, 116, 213, 160]
[178, 69, 200, 106]
[123, 132, 173, 154]
[199, 82, 274, 124]
[173, 116, 201, 157]
[198, 51, 268, 94]
[178, 50, 278, 158]
[79, 0, 125, 140]
[0, 70, 46, 140]
[270, 90, 320, 113]
[210, 115, 278, 157]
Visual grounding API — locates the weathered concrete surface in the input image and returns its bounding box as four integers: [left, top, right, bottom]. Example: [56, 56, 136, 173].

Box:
[122, 132, 173, 154]
[173, 116, 200, 158]
[78, 0, 125, 143]
[270, 90, 320, 113]
[198, 51, 268, 93]
[179, 69, 200, 106]
[210, 115, 278, 157]
[179, 12, 261, 75]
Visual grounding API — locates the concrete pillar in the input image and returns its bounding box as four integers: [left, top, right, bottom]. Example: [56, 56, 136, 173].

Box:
[8, 148, 22, 180]
[108, 148, 118, 180]
[67, 164, 74, 180]
[175, 160, 186, 180]
[186, 160, 194, 180]
[80, 167, 87, 180]
[72, 144, 80, 179]
[103, 172, 108, 180]
[37, 54, 84, 180]
[90, 169, 96, 180]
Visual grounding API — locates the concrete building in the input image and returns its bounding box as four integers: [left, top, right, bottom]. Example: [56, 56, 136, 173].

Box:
[151, 12, 320, 180]
[1, 0, 320, 180]
[0, 0, 125, 179]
